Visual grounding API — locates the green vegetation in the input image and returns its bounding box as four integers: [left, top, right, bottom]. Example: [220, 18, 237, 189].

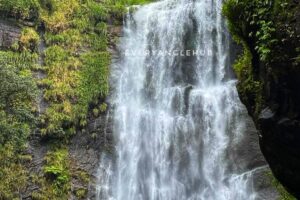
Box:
[0, 0, 40, 20]
[44, 149, 70, 191]
[39, 0, 112, 138]
[223, 0, 299, 65]
[222, 0, 264, 118]
[32, 148, 71, 200]
[0, 0, 177, 141]
[119, 0, 154, 5]
[0, 144, 29, 199]
[223, 0, 277, 61]
[223, 0, 299, 198]
[72, 169, 90, 199]
[266, 171, 296, 200]
[222, 0, 299, 118]
[0, 0, 154, 198]
[0, 50, 38, 199]
[20, 27, 40, 52]
[75, 188, 87, 199]
[230, 44, 264, 117]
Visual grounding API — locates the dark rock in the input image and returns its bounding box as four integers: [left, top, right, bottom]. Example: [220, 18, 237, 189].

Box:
[252, 168, 280, 200]
[259, 108, 275, 120]
[258, 113, 300, 198]
[69, 112, 114, 200]
[0, 20, 21, 49]
[108, 25, 123, 38]
[232, 1, 300, 197]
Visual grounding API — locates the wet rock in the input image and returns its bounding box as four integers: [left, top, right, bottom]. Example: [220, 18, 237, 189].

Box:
[252, 168, 280, 200]
[22, 135, 51, 199]
[183, 84, 193, 114]
[233, 2, 300, 197]
[0, 20, 21, 49]
[108, 25, 123, 38]
[259, 108, 275, 120]
[258, 113, 300, 198]
[69, 111, 114, 200]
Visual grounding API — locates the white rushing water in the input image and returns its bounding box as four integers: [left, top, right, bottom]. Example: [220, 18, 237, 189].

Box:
[96, 0, 259, 199]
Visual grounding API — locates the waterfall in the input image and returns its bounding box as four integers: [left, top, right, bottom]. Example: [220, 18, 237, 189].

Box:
[96, 0, 263, 199]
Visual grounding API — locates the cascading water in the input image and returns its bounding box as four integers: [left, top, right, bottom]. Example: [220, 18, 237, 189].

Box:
[96, 0, 266, 199]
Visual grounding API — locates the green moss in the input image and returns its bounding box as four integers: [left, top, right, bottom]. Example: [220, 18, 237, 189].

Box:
[78, 52, 110, 105]
[20, 27, 40, 52]
[0, 0, 40, 20]
[75, 188, 87, 199]
[40, 0, 114, 138]
[45, 29, 82, 49]
[231, 43, 264, 117]
[41, 43, 109, 137]
[99, 102, 108, 113]
[266, 171, 296, 200]
[39, 0, 152, 138]
[86, 0, 109, 21]
[0, 51, 37, 143]
[40, 0, 80, 33]
[0, 51, 39, 70]
[85, 32, 107, 51]
[44, 45, 69, 66]
[93, 108, 99, 117]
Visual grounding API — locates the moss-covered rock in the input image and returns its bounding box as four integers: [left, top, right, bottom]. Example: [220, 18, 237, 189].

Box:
[223, 0, 300, 198]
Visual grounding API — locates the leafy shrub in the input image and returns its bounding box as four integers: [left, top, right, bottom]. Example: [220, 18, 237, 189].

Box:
[223, 0, 277, 61]
[43, 148, 70, 197]
[0, 51, 37, 199]
[31, 148, 71, 200]
[44, 149, 70, 187]
[0, 52, 37, 136]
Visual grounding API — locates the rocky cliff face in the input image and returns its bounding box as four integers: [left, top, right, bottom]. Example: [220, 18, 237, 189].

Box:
[256, 28, 300, 197]
[224, 0, 300, 197]
[24, 112, 114, 200]
[0, 17, 121, 199]
[0, 19, 21, 49]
